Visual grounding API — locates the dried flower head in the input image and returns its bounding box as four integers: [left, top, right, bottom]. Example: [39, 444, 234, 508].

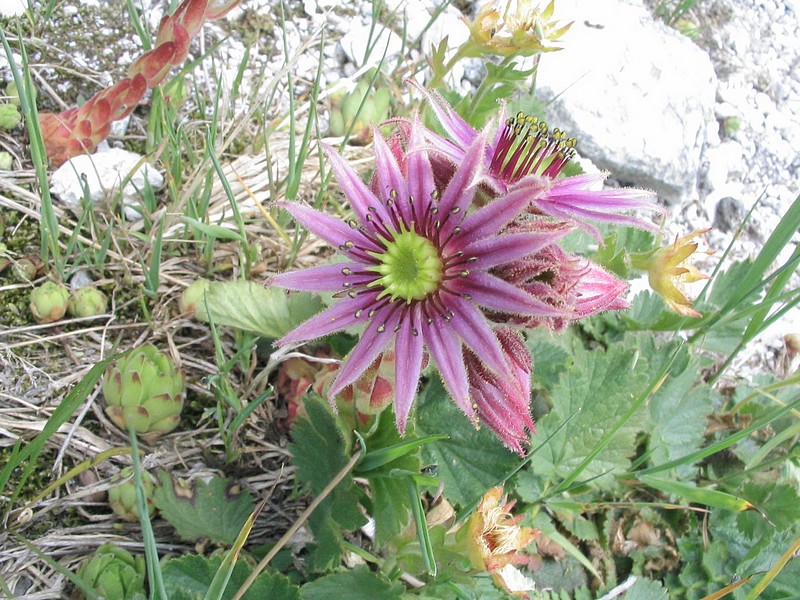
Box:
[647, 228, 712, 318]
[467, 0, 572, 56]
[460, 485, 537, 595]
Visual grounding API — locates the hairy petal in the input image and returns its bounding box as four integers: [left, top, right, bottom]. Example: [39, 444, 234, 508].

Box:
[444, 295, 508, 376]
[328, 305, 402, 399]
[455, 272, 570, 317]
[321, 144, 393, 227]
[269, 262, 363, 292]
[394, 306, 424, 433]
[279, 201, 382, 253]
[424, 317, 474, 419]
[276, 292, 379, 345]
[466, 228, 571, 270]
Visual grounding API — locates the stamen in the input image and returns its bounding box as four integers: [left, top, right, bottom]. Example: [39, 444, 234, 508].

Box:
[490, 112, 577, 184]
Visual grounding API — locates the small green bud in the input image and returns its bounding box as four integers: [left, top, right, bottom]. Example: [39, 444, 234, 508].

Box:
[12, 257, 37, 282]
[0, 151, 12, 170]
[29, 282, 70, 323]
[5, 81, 22, 106]
[178, 279, 210, 316]
[108, 467, 156, 521]
[0, 104, 22, 130]
[68, 286, 108, 318]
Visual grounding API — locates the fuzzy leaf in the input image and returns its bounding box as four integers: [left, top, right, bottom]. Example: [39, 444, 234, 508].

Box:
[161, 554, 299, 600]
[197, 280, 322, 339]
[299, 565, 404, 600]
[153, 472, 253, 545]
[529, 343, 650, 490]
[289, 395, 366, 571]
[416, 378, 520, 507]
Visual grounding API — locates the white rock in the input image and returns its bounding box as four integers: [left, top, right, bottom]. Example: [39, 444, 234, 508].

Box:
[50, 148, 164, 222]
[421, 9, 471, 90]
[339, 22, 404, 69]
[384, 0, 437, 42]
[536, 0, 717, 205]
[0, 0, 27, 17]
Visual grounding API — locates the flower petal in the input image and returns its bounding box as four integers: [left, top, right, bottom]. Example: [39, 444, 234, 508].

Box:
[328, 305, 402, 399]
[269, 262, 363, 292]
[405, 118, 437, 216]
[437, 130, 486, 223]
[372, 129, 412, 227]
[455, 272, 569, 317]
[424, 316, 474, 419]
[276, 292, 380, 345]
[444, 295, 508, 376]
[320, 144, 394, 228]
[466, 228, 571, 270]
[279, 201, 382, 254]
[409, 79, 477, 149]
[455, 186, 535, 246]
[394, 306, 424, 433]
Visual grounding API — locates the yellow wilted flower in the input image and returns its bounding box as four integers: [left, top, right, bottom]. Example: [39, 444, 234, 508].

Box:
[647, 229, 713, 318]
[467, 0, 572, 56]
[458, 485, 537, 595]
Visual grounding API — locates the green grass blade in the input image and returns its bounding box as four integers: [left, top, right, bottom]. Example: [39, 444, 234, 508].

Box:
[635, 393, 800, 476]
[406, 476, 436, 576]
[0, 356, 120, 516]
[128, 429, 168, 600]
[1, 25, 63, 273]
[638, 475, 753, 511]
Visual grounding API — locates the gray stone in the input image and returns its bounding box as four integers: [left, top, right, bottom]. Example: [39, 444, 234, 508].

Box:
[713, 196, 745, 233]
[535, 0, 717, 205]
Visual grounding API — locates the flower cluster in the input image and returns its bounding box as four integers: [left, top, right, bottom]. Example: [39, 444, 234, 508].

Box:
[270, 86, 656, 454]
[39, 0, 241, 166]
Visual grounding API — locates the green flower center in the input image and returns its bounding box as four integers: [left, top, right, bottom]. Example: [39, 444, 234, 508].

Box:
[367, 227, 443, 303]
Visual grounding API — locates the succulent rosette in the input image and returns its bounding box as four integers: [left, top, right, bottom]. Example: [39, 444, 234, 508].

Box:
[68, 286, 108, 318]
[77, 543, 146, 600]
[108, 467, 157, 521]
[29, 281, 70, 324]
[102, 345, 185, 439]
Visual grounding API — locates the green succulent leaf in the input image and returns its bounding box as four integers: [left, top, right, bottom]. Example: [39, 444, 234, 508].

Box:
[152, 472, 254, 545]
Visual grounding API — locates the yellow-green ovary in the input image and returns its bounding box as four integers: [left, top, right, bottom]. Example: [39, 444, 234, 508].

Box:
[367, 229, 443, 302]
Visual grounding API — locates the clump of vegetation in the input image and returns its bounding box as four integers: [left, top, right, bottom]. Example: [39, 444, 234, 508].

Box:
[1, 0, 799, 598]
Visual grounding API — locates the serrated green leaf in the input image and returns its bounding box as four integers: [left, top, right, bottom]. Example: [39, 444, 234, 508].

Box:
[161, 554, 299, 600]
[416, 378, 520, 507]
[624, 577, 668, 600]
[197, 281, 322, 339]
[153, 473, 254, 545]
[526, 330, 572, 392]
[637, 338, 713, 478]
[639, 475, 752, 511]
[289, 396, 366, 571]
[298, 565, 404, 600]
[530, 343, 650, 490]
